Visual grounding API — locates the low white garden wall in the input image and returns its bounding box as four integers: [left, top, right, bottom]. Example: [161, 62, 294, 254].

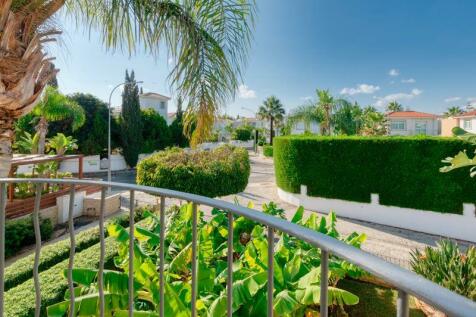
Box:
[277, 185, 476, 243]
[58, 154, 128, 174]
[198, 140, 254, 151]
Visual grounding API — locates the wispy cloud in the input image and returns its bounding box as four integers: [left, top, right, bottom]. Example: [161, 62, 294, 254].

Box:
[444, 96, 461, 103]
[401, 78, 416, 84]
[374, 88, 422, 108]
[467, 97, 476, 106]
[238, 84, 256, 99]
[300, 96, 313, 101]
[388, 69, 399, 77]
[340, 84, 380, 96]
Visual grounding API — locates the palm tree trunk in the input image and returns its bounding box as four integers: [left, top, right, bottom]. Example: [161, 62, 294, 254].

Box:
[0, 108, 14, 178]
[270, 117, 274, 145]
[0, 1, 62, 176]
[36, 117, 48, 154]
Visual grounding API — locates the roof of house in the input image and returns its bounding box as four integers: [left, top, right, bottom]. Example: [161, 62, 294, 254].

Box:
[455, 110, 476, 118]
[140, 92, 171, 100]
[387, 111, 437, 119]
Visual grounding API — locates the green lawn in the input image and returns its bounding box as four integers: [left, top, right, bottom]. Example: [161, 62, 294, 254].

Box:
[339, 279, 424, 317]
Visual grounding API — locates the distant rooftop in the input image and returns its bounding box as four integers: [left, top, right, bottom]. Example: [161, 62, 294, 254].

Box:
[140, 92, 171, 100]
[387, 111, 437, 118]
[455, 110, 476, 118]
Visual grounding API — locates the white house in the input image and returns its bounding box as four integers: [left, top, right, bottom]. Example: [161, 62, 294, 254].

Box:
[291, 121, 320, 135]
[387, 111, 439, 136]
[454, 110, 476, 133]
[139, 92, 170, 122]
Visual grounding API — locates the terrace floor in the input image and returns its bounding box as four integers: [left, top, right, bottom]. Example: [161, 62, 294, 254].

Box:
[117, 152, 475, 268]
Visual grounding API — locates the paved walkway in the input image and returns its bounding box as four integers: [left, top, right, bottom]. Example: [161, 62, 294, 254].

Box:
[122, 152, 474, 268]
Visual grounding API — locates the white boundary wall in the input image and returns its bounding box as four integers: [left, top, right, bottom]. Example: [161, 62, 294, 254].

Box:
[277, 186, 476, 243]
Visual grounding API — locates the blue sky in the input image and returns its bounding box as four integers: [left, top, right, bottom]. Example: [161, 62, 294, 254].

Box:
[52, 0, 476, 116]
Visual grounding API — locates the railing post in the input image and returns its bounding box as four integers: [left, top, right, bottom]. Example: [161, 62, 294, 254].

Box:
[67, 185, 76, 317]
[227, 211, 234, 317]
[128, 190, 135, 317]
[267, 227, 274, 317]
[0, 183, 6, 317]
[33, 184, 43, 317]
[191, 203, 198, 317]
[159, 196, 166, 317]
[320, 250, 329, 317]
[397, 290, 409, 317]
[98, 188, 106, 317]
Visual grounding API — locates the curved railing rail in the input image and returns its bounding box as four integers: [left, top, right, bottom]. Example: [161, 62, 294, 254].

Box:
[1, 178, 475, 317]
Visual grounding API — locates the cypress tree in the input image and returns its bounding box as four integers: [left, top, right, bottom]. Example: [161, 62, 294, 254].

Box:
[121, 70, 143, 167]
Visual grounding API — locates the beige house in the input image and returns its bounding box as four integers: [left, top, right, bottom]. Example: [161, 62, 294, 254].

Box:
[386, 111, 439, 136]
[441, 110, 476, 136]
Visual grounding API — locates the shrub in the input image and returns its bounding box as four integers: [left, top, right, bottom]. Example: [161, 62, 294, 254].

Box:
[4, 209, 149, 291]
[274, 136, 476, 214]
[6, 216, 53, 258]
[411, 240, 476, 300]
[5, 237, 118, 317]
[263, 144, 273, 157]
[137, 145, 250, 197]
[4, 227, 100, 291]
[232, 126, 253, 141]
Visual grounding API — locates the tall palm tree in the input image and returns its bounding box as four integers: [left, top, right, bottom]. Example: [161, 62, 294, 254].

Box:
[257, 96, 285, 145]
[33, 86, 85, 154]
[0, 0, 256, 177]
[286, 103, 321, 134]
[386, 100, 403, 112]
[316, 89, 335, 135]
[444, 106, 463, 117]
[333, 100, 362, 135]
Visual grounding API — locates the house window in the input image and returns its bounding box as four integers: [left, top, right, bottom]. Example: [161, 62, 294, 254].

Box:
[463, 119, 472, 130]
[391, 120, 406, 130]
[415, 122, 427, 135]
[159, 101, 166, 110]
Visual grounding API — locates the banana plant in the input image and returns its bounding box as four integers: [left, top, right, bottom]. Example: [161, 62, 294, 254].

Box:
[47, 203, 366, 316]
[440, 127, 476, 177]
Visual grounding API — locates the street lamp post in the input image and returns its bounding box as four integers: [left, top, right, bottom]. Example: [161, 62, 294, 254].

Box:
[107, 81, 143, 192]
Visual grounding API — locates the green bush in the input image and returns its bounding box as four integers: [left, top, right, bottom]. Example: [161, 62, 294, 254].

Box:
[232, 126, 253, 141]
[411, 240, 476, 300]
[274, 136, 476, 214]
[5, 237, 118, 317]
[4, 210, 148, 291]
[137, 145, 250, 197]
[6, 217, 53, 258]
[5, 228, 100, 291]
[263, 144, 273, 157]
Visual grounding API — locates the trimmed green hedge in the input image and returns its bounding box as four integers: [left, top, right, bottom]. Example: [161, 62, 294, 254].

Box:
[5, 236, 118, 317]
[6, 217, 53, 258]
[137, 145, 250, 197]
[4, 227, 100, 291]
[274, 136, 476, 214]
[263, 145, 273, 157]
[4, 211, 143, 291]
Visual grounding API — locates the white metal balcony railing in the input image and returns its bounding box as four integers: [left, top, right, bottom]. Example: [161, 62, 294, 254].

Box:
[0, 178, 476, 317]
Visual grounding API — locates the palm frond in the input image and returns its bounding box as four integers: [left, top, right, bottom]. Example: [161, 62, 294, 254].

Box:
[65, 0, 256, 145]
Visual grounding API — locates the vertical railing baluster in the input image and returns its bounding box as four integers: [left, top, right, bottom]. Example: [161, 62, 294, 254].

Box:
[267, 227, 274, 317]
[159, 196, 165, 317]
[128, 190, 135, 317]
[227, 211, 234, 317]
[191, 203, 198, 317]
[0, 183, 6, 317]
[33, 184, 43, 317]
[67, 185, 76, 317]
[98, 188, 106, 317]
[397, 290, 409, 317]
[320, 250, 329, 317]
